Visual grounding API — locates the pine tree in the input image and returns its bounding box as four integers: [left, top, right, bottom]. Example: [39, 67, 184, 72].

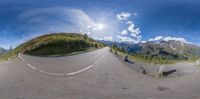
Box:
[84, 33, 88, 40]
[112, 42, 117, 50]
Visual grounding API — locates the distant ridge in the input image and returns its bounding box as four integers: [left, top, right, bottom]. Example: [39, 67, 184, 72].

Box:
[0, 47, 7, 56]
[100, 40, 200, 60]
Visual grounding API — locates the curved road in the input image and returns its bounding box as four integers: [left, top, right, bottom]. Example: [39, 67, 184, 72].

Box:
[0, 47, 200, 99]
[18, 48, 107, 76]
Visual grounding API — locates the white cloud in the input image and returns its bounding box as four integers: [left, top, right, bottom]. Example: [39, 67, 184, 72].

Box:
[115, 11, 191, 44]
[120, 30, 128, 35]
[20, 8, 94, 26]
[116, 12, 142, 43]
[115, 11, 191, 45]
[127, 21, 141, 37]
[149, 36, 189, 43]
[149, 36, 164, 41]
[18, 7, 114, 37]
[141, 40, 147, 43]
[103, 36, 113, 41]
[13, 7, 120, 48]
[116, 12, 131, 21]
[126, 21, 133, 25]
[94, 36, 113, 41]
[117, 35, 140, 43]
[163, 37, 188, 43]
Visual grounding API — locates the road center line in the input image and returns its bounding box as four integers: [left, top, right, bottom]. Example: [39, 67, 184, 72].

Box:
[66, 54, 106, 76]
[39, 70, 65, 76]
[18, 51, 107, 77]
[26, 63, 37, 70]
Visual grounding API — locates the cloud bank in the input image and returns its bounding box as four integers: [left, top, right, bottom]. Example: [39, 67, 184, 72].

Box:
[10, 7, 118, 47]
[116, 12, 131, 21]
[2, 9, 191, 48]
[149, 36, 189, 43]
[19, 8, 98, 34]
[116, 11, 189, 44]
[116, 12, 142, 43]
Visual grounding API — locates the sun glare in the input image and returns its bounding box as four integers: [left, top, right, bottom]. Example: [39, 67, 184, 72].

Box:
[95, 23, 105, 30]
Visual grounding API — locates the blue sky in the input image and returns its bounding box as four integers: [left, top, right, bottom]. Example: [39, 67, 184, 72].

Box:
[0, 0, 200, 48]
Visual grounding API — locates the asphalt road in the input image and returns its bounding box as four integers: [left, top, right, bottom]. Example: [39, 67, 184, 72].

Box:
[0, 47, 200, 99]
[18, 48, 107, 76]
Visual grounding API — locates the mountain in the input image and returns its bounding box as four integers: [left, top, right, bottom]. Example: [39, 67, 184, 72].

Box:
[101, 40, 200, 60]
[0, 47, 7, 56]
[96, 40, 113, 46]
[139, 40, 200, 59]
[133, 40, 200, 60]
[0, 33, 104, 60]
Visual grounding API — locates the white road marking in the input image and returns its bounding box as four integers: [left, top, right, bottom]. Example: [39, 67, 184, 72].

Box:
[18, 53, 26, 62]
[21, 58, 25, 62]
[66, 54, 106, 76]
[18, 50, 107, 77]
[66, 64, 94, 76]
[39, 70, 65, 76]
[26, 63, 36, 70]
[18, 53, 20, 58]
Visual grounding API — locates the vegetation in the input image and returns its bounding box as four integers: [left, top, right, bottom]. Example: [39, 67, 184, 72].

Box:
[129, 53, 174, 64]
[111, 43, 180, 64]
[0, 33, 105, 61]
[109, 40, 200, 64]
[0, 47, 7, 56]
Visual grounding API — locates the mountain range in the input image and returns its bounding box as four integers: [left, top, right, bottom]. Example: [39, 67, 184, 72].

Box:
[100, 40, 200, 60]
[0, 47, 7, 56]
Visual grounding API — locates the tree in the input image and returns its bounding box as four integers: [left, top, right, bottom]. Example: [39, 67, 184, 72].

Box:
[112, 42, 117, 50]
[120, 47, 126, 53]
[95, 43, 98, 48]
[84, 33, 88, 40]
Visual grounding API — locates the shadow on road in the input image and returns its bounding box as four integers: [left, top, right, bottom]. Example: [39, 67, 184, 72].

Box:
[124, 56, 134, 64]
[163, 69, 177, 77]
[125, 60, 134, 64]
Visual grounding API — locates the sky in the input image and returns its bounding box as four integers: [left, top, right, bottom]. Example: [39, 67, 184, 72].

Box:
[0, 0, 200, 48]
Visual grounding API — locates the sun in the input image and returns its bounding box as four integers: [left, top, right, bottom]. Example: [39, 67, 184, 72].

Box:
[95, 23, 105, 30]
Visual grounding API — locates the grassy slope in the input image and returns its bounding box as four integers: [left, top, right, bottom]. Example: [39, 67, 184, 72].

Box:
[112, 49, 200, 64]
[112, 42, 200, 64]
[0, 33, 105, 61]
[112, 48, 200, 64]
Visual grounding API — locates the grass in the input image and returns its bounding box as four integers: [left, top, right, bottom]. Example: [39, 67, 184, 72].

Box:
[112, 48, 200, 78]
[111, 48, 197, 65]
[40, 47, 100, 57]
[0, 33, 105, 61]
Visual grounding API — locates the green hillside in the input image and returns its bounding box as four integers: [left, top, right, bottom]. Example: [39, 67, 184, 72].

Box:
[0, 33, 105, 61]
[110, 40, 200, 64]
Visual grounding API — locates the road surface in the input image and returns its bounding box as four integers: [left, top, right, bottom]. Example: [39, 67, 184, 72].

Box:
[0, 47, 200, 99]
